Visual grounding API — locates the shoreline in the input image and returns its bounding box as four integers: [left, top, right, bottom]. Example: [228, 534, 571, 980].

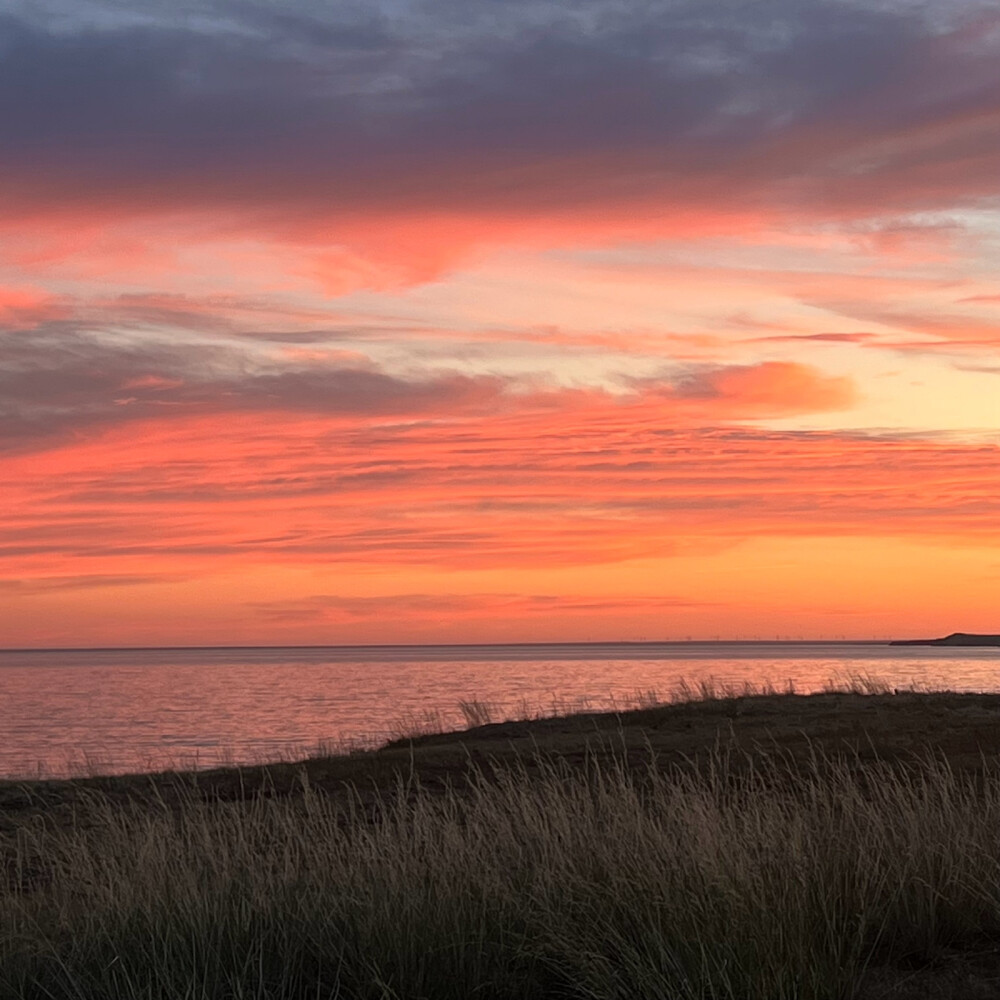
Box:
[0, 676, 993, 786]
[6, 685, 1000, 802]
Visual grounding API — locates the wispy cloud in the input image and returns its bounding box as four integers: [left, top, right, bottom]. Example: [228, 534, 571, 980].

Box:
[0, 321, 857, 452]
[252, 592, 714, 624]
[4, 402, 998, 580]
[0, 574, 181, 594]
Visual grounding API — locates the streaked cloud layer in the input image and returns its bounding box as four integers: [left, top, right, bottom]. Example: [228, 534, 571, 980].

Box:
[2, 0, 999, 644]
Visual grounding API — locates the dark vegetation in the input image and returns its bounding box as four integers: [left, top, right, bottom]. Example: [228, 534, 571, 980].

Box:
[5, 686, 1000, 998]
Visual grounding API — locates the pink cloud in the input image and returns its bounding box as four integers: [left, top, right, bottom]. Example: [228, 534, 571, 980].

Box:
[0, 286, 67, 329]
[2, 386, 996, 584]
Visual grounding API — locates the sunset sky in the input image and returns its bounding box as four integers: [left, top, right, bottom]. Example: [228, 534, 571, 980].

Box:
[2, 0, 1000, 647]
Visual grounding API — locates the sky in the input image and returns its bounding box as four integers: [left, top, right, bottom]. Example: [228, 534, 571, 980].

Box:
[2, 0, 999, 647]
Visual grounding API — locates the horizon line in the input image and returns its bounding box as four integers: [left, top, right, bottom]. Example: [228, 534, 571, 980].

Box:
[0, 638, 896, 654]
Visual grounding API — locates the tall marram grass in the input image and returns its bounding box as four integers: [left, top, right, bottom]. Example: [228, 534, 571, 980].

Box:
[4, 746, 1000, 999]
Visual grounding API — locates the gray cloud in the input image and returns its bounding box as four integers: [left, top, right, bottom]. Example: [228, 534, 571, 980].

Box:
[2, 319, 865, 455]
[1, 0, 997, 222]
[0, 327, 506, 451]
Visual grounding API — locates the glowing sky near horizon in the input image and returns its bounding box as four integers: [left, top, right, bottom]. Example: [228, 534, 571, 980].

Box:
[2, 0, 1000, 646]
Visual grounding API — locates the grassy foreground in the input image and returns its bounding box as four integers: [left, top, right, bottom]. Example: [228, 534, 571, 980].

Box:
[5, 688, 1000, 999]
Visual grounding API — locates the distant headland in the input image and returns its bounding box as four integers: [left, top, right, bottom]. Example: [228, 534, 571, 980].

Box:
[889, 632, 1000, 647]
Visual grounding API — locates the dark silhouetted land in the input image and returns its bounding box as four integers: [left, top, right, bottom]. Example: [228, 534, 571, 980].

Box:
[5, 685, 1000, 999]
[890, 631, 1000, 646]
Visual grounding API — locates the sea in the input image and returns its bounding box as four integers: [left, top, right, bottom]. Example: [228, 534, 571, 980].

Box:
[1, 641, 999, 779]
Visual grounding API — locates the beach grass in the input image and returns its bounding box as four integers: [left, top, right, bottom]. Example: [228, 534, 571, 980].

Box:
[5, 687, 1000, 998]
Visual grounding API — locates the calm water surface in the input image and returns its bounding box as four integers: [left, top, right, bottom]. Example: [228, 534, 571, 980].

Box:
[2, 642, 999, 778]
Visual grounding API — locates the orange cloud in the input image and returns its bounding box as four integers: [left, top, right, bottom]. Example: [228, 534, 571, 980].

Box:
[251, 592, 713, 626]
[0, 286, 66, 329]
[3, 384, 998, 646]
[640, 362, 856, 418]
[2, 395, 997, 589]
